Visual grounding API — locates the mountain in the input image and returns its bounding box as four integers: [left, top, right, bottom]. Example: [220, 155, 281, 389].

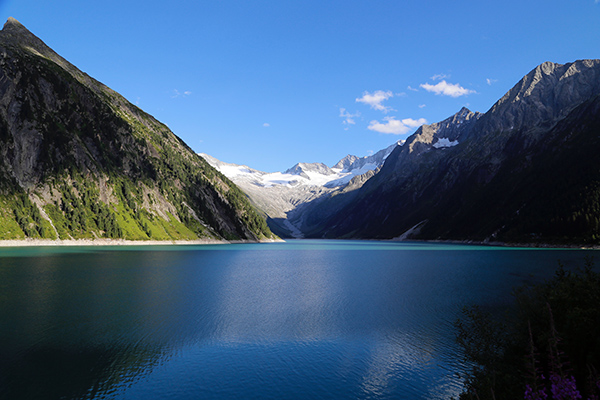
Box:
[306, 59, 600, 245]
[0, 18, 274, 241]
[284, 162, 336, 179]
[200, 141, 401, 237]
[333, 141, 403, 175]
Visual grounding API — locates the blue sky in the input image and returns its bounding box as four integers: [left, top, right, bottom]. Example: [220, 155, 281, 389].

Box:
[1, 0, 599, 172]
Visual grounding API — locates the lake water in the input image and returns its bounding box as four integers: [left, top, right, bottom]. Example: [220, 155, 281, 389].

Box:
[0, 240, 596, 400]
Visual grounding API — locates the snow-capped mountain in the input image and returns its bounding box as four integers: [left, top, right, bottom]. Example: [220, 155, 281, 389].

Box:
[199, 141, 402, 237]
[203, 141, 400, 189]
[201, 59, 600, 245]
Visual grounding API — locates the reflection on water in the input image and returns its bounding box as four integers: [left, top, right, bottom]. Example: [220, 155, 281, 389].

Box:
[0, 241, 595, 399]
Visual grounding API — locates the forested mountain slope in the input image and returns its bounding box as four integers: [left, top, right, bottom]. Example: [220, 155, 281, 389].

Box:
[0, 17, 273, 241]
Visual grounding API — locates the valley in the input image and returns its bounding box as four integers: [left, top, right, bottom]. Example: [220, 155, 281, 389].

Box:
[0, 17, 599, 247]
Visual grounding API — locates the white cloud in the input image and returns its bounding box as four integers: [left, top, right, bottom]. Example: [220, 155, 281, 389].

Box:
[356, 90, 395, 112]
[263, 123, 270, 127]
[172, 89, 192, 98]
[430, 73, 449, 81]
[419, 80, 476, 97]
[407, 85, 419, 92]
[339, 108, 360, 126]
[340, 108, 361, 130]
[486, 78, 498, 86]
[368, 116, 427, 135]
[402, 118, 427, 128]
[418, 104, 426, 108]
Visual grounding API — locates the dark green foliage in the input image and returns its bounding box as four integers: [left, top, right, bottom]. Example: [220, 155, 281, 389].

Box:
[456, 260, 600, 399]
[116, 179, 138, 212]
[94, 202, 122, 238]
[12, 193, 45, 238]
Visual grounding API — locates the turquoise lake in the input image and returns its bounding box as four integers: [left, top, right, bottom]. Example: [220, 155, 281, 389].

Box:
[0, 240, 596, 399]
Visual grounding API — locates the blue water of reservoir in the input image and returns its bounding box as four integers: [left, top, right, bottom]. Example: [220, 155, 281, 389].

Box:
[0, 240, 595, 399]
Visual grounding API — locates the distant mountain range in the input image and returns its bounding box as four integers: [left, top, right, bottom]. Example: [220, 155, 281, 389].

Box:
[200, 141, 400, 237]
[2, 16, 598, 245]
[0, 18, 274, 241]
[210, 59, 600, 245]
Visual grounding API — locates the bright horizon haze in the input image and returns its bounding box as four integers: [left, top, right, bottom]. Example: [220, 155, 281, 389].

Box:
[1, 0, 599, 172]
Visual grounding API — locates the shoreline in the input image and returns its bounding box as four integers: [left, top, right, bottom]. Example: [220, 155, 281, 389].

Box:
[0, 238, 227, 247]
[0, 237, 594, 249]
[0, 238, 284, 247]
[391, 237, 600, 250]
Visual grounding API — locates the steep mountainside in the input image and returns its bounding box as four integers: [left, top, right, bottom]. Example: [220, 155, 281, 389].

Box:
[307, 59, 600, 245]
[200, 141, 401, 237]
[0, 18, 273, 241]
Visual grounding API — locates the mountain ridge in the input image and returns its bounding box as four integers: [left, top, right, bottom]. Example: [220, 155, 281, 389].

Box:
[206, 58, 600, 244]
[305, 59, 600, 244]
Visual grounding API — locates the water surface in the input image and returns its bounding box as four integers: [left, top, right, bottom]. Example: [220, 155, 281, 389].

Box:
[0, 240, 595, 399]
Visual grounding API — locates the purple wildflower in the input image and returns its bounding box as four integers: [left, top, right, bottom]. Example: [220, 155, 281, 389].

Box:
[549, 374, 582, 400]
[525, 383, 549, 400]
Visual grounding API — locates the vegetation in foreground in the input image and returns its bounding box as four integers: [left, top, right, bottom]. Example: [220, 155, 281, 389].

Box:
[455, 260, 600, 400]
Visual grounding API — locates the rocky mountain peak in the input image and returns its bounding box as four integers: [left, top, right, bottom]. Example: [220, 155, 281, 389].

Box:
[333, 155, 360, 170]
[475, 59, 600, 138]
[3, 17, 25, 31]
[455, 106, 472, 118]
[0, 17, 84, 83]
[403, 107, 481, 151]
[333, 141, 402, 172]
[1, 17, 47, 49]
[376, 107, 482, 176]
[0, 18, 104, 91]
[446, 107, 481, 127]
[285, 162, 335, 178]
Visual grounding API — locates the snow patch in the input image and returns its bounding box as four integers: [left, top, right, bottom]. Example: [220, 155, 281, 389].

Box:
[200, 141, 401, 191]
[218, 164, 262, 177]
[206, 160, 382, 190]
[432, 138, 459, 148]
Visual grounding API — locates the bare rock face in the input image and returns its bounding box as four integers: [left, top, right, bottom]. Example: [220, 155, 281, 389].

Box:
[476, 60, 600, 137]
[381, 107, 482, 181]
[0, 18, 273, 241]
[333, 141, 401, 173]
[284, 163, 336, 178]
[332, 155, 360, 170]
